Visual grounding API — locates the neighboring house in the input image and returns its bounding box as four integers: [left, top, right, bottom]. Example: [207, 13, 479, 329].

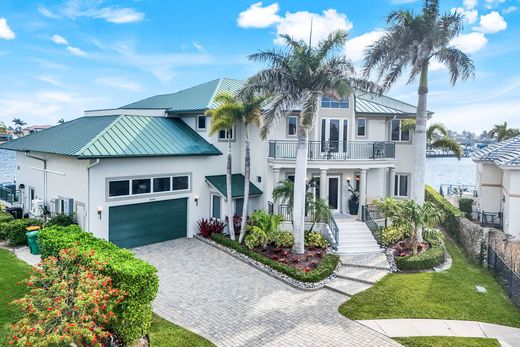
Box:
[473, 136, 520, 238]
[0, 78, 424, 250]
[22, 125, 53, 136]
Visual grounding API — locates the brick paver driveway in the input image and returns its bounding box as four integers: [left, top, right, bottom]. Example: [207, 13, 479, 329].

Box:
[133, 238, 398, 347]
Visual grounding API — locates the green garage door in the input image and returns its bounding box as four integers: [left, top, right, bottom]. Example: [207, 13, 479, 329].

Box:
[109, 198, 187, 248]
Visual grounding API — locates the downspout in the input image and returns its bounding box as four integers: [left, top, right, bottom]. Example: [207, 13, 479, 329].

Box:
[25, 152, 47, 208]
[87, 159, 100, 232]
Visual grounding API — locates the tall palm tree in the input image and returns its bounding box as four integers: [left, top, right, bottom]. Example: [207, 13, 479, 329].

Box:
[12, 118, 27, 137]
[242, 30, 373, 254]
[488, 122, 520, 142]
[206, 93, 242, 240]
[403, 121, 463, 159]
[363, 0, 475, 205]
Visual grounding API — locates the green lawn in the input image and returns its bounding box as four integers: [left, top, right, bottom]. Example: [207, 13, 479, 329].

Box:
[340, 237, 520, 327]
[395, 337, 500, 347]
[0, 248, 215, 346]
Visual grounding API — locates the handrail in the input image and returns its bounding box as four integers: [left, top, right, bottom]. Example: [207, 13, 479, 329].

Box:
[327, 214, 339, 251]
[361, 205, 383, 245]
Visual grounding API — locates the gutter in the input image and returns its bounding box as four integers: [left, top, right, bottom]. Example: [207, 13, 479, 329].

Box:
[87, 159, 100, 232]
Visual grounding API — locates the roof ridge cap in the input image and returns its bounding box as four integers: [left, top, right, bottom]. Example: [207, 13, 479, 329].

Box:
[207, 78, 225, 109]
[76, 114, 124, 156]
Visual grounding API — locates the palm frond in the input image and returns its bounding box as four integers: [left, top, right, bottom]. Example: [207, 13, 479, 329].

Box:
[316, 30, 348, 60]
[434, 47, 475, 85]
[427, 122, 448, 140]
[431, 138, 463, 159]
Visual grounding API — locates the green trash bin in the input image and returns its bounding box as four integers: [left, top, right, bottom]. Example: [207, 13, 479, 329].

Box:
[26, 230, 40, 255]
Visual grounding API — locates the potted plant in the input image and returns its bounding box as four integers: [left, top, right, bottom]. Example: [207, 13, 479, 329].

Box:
[347, 180, 359, 215]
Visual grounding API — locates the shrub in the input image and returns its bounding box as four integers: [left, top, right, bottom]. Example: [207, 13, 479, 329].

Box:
[211, 233, 339, 282]
[3, 218, 43, 246]
[395, 237, 444, 271]
[425, 185, 464, 240]
[304, 231, 329, 249]
[272, 231, 294, 248]
[249, 210, 284, 240]
[0, 211, 14, 223]
[38, 225, 159, 344]
[197, 218, 225, 238]
[10, 248, 125, 347]
[380, 225, 409, 246]
[45, 213, 77, 227]
[244, 226, 268, 249]
[458, 198, 474, 220]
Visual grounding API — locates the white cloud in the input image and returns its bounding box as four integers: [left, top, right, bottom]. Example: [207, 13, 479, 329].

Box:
[484, 0, 506, 9]
[192, 41, 204, 52]
[38, 5, 61, 19]
[66, 46, 87, 57]
[95, 77, 142, 91]
[345, 30, 385, 62]
[0, 18, 15, 40]
[473, 11, 507, 34]
[451, 7, 479, 24]
[463, 0, 478, 10]
[36, 91, 73, 102]
[237, 2, 280, 28]
[450, 32, 488, 53]
[51, 34, 68, 45]
[38, 1, 144, 24]
[36, 76, 64, 87]
[275, 9, 352, 45]
[94, 7, 144, 24]
[503, 6, 518, 14]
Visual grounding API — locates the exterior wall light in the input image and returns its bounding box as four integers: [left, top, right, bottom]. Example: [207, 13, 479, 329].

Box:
[97, 206, 103, 219]
[194, 195, 199, 206]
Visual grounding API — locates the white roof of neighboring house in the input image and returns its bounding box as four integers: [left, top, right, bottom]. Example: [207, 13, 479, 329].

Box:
[472, 136, 520, 167]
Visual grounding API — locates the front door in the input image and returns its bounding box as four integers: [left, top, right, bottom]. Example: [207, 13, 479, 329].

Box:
[321, 119, 348, 156]
[328, 176, 341, 213]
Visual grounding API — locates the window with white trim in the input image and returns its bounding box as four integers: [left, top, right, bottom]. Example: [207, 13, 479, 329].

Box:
[357, 118, 366, 137]
[218, 127, 235, 140]
[391, 119, 410, 142]
[394, 174, 409, 197]
[287, 116, 297, 136]
[321, 96, 349, 108]
[197, 115, 207, 130]
[108, 175, 190, 198]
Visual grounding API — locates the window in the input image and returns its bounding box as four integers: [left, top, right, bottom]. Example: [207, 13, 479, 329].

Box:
[287, 116, 297, 136]
[257, 176, 262, 183]
[153, 177, 171, 192]
[218, 127, 234, 140]
[321, 96, 349, 109]
[235, 198, 244, 216]
[394, 174, 409, 197]
[197, 115, 206, 130]
[357, 118, 366, 137]
[391, 119, 410, 142]
[212, 195, 221, 219]
[132, 179, 151, 195]
[109, 180, 130, 197]
[172, 176, 189, 191]
[287, 175, 295, 182]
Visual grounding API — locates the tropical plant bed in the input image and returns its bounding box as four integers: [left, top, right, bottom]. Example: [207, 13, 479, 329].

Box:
[251, 243, 327, 272]
[393, 238, 445, 271]
[198, 234, 339, 289]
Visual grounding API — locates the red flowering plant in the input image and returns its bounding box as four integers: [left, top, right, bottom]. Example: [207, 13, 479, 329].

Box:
[10, 247, 126, 347]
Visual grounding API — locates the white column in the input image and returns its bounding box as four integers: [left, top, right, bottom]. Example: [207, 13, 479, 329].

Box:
[358, 168, 368, 219]
[319, 169, 327, 201]
[389, 167, 396, 197]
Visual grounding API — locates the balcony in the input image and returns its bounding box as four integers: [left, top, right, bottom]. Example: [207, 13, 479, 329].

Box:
[268, 140, 396, 161]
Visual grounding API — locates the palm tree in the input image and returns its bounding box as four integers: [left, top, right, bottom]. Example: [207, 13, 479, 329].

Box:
[12, 118, 27, 137]
[363, 0, 474, 205]
[58, 118, 65, 124]
[403, 121, 463, 159]
[242, 30, 373, 254]
[0, 121, 6, 134]
[488, 122, 520, 142]
[206, 93, 242, 240]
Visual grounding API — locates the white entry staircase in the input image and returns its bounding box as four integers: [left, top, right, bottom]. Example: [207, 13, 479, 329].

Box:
[333, 214, 383, 255]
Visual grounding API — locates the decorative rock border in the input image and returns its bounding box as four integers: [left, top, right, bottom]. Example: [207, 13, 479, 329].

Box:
[195, 235, 340, 291]
[384, 248, 398, 273]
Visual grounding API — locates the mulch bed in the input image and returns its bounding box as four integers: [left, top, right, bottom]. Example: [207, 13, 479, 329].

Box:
[253, 244, 327, 272]
[392, 238, 430, 257]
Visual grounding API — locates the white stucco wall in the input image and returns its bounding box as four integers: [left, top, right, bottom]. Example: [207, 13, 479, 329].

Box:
[502, 169, 520, 237]
[477, 162, 503, 212]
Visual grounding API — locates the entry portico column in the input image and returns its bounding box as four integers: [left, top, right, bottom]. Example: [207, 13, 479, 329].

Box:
[319, 169, 327, 201]
[358, 168, 367, 219]
[388, 167, 396, 197]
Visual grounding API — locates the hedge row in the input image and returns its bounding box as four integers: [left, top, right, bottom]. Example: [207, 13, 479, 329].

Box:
[211, 233, 339, 283]
[0, 218, 43, 245]
[425, 185, 464, 239]
[395, 238, 445, 271]
[38, 225, 159, 344]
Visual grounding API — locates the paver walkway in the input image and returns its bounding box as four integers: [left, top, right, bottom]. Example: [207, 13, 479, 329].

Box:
[133, 238, 399, 347]
[359, 319, 520, 347]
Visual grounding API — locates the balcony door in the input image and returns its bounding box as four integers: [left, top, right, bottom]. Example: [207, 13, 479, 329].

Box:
[321, 118, 348, 157]
[328, 176, 341, 213]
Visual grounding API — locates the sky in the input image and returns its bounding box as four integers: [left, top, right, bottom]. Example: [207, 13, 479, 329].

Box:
[0, 0, 519, 133]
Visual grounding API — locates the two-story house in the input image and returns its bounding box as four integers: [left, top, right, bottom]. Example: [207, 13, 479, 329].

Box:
[0, 78, 421, 253]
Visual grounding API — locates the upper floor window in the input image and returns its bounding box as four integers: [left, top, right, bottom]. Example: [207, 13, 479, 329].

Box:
[321, 96, 349, 109]
[287, 116, 298, 136]
[391, 119, 410, 142]
[218, 127, 235, 141]
[357, 118, 366, 137]
[197, 115, 207, 130]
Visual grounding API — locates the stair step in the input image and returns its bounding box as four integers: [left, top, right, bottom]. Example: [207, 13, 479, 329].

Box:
[335, 266, 389, 284]
[341, 253, 390, 270]
[325, 278, 372, 296]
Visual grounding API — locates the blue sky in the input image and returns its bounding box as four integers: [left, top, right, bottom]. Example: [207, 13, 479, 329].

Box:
[0, 0, 519, 133]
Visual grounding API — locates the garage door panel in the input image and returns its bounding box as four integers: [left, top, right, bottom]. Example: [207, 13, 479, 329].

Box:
[109, 198, 187, 248]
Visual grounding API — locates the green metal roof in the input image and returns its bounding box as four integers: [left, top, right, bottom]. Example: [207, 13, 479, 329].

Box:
[205, 174, 262, 199]
[355, 91, 433, 116]
[120, 78, 244, 112]
[0, 115, 222, 159]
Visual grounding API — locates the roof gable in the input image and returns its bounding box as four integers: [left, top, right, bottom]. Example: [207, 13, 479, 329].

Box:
[205, 174, 262, 198]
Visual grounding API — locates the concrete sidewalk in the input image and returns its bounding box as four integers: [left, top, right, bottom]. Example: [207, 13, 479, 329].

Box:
[359, 319, 520, 347]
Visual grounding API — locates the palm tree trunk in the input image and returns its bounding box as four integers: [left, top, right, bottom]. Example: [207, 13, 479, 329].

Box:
[226, 138, 235, 240]
[414, 62, 429, 242]
[292, 126, 309, 254]
[238, 125, 250, 243]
